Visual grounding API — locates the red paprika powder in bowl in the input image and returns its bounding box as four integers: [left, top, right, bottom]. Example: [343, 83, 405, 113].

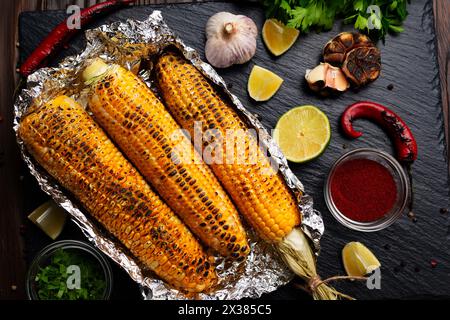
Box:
[324, 148, 410, 232]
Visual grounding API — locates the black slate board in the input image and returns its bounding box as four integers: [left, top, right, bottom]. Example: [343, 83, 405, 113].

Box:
[19, 0, 450, 299]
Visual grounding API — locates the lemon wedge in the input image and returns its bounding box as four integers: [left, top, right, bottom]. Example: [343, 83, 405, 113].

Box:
[248, 65, 283, 101]
[273, 105, 331, 163]
[262, 19, 300, 56]
[28, 201, 68, 240]
[342, 242, 381, 277]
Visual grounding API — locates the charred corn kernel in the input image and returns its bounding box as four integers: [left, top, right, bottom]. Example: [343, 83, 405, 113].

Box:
[19, 96, 217, 293]
[83, 59, 249, 259]
[155, 52, 301, 243]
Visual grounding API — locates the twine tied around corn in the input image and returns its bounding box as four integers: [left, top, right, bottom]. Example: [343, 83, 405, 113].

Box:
[277, 228, 368, 300]
[295, 274, 368, 300]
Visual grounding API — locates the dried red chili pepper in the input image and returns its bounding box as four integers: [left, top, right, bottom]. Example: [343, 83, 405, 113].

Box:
[19, 0, 135, 77]
[341, 101, 418, 162]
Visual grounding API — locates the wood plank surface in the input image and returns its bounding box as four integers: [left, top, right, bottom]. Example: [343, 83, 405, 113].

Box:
[0, 0, 448, 300]
[434, 0, 450, 149]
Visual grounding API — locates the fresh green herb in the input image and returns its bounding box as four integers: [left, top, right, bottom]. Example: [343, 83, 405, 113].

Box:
[262, 0, 410, 41]
[35, 248, 106, 300]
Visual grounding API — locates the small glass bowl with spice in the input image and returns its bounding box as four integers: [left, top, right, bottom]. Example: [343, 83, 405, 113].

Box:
[26, 240, 113, 300]
[324, 148, 410, 232]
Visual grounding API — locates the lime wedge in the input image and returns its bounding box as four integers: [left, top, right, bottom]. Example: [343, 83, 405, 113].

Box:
[248, 65, 283, 101]
[28, 201, 68, 240]
[342, 242, 381, 277]
[273, 105, 331, 163]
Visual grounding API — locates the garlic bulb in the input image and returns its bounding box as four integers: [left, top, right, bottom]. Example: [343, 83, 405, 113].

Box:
[205, 12, 257, 68]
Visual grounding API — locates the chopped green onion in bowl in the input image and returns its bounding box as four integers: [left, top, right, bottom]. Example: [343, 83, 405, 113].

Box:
[27, 240, 113, 300]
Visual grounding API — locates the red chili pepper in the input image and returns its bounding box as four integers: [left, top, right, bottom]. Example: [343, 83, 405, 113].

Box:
[19, 0, 135, 77]
[341, 101, 418, 162]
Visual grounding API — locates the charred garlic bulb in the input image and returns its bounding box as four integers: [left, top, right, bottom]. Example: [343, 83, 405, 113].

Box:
[323, 32, 381, 87]
[205, 12, 257, 68]
[305, 63, 349, 95]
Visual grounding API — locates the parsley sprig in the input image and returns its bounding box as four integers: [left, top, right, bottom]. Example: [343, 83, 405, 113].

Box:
[262, 0, 410, 41]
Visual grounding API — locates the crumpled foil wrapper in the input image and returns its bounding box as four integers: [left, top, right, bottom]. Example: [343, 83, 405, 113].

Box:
[14, 11, 324, 300]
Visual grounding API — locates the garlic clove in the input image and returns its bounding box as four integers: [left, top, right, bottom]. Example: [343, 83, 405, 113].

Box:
[305, 64, 327, 92]
[205, 12, 257, 68]
[326, 65, 350, 92]
[305, 63, 349, 94]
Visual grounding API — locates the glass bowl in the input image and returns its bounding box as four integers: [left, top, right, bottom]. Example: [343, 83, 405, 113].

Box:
[324, 148, 410, 232]
[26, 240, 113, 300]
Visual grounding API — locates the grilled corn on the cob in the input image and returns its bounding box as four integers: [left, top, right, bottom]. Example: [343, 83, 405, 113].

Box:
[155, 52, 301, 243]
[82, 59, 249, 259]
[19, 95, 217, 292]
[155, 52, 352, 301]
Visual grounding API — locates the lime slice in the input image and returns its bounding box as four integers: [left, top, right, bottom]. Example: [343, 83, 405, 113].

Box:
[28, 201, 68, 240]
[273, 105, 331, 163]
[248, 65, 283, 101]
[342, 242, 381, 277]
[262, 19, 300, 56]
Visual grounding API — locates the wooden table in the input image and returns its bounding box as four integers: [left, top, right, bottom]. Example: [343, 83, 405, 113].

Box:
[0, 0, 448, 300]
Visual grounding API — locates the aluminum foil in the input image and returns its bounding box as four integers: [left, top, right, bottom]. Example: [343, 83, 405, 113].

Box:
[14, 11, 324, 300]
